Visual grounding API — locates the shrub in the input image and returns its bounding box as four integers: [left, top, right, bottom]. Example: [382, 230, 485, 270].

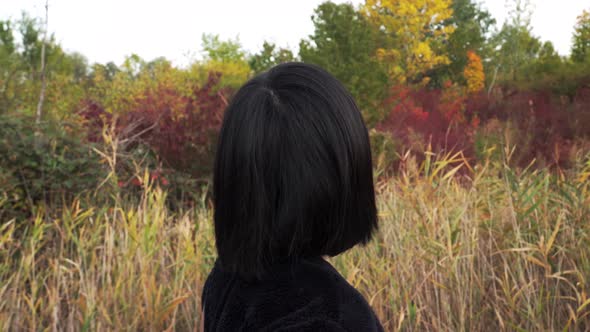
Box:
[0, 113, 106, 221]
[484, 86, 590, 169]
[79, 72, 230, 204]
[376, 84, 479, 167]
[376, 82, 590, 171]
[119, 72, 228, 179]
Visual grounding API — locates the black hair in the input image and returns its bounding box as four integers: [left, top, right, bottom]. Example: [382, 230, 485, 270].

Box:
[212, 62, 377, 279]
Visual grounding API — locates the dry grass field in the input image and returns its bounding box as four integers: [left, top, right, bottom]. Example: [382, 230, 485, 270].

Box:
[2, 151, 589, 331]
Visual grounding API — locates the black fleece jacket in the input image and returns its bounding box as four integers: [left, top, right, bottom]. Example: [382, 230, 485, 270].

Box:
[201, 256, 384, 331]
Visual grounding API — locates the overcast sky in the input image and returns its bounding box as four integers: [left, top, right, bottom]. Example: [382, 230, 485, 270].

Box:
[2, 0, 588, 66]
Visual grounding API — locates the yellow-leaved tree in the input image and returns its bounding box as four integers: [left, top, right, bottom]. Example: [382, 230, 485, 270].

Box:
[463, 50, 485, 93]
[362, 0, 455, 84]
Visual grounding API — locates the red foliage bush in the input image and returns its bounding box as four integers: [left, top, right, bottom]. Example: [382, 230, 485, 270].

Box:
[473, 85, 590, 168]
[79, 72, 230, 185]
[376, 84, 479, 163]
[119, 72, 229, 178]
[78, 100, 112, 143]
[377, 82, 590, 170]
[78, 69, 590, 186]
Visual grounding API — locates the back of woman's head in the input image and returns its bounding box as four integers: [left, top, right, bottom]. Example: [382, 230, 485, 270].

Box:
[213, 62, 377, 279]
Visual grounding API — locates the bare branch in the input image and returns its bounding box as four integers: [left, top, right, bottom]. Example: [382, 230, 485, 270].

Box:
[35, 0, 49, 131]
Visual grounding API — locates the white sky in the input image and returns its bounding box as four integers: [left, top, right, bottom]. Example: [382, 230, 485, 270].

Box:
[2, 0, 588, 66]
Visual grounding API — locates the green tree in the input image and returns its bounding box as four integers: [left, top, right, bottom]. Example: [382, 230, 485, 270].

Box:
[0, 20, 20, 112]
[572, 9, 590, 63]
[197, 34, 250, 89]
[431, 0, 496, 86]
[0, 21, 16, 54]
[248, 41, 295, 74]
[300, 2, 389, 124]
[515, 41, 590, 99]
[201, 34, 246, 63]
[489, 0, 542, 82]
[0, 14, 89, 116]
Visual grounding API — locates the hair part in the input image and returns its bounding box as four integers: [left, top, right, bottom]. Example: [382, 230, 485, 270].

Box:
[213, 62, 377, 279]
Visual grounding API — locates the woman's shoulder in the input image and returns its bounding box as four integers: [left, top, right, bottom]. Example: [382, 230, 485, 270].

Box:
[202, 257, 383, 331]
[298, 257, 383, 331]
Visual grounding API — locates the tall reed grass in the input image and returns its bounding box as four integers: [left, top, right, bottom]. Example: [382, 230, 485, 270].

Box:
[1, 150, 589, 331]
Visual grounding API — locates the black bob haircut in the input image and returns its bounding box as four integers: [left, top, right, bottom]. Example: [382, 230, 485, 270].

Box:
[213, 62, 378, 279]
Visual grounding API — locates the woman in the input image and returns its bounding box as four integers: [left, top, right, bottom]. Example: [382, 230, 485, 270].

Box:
[202, 62, 383, 331]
